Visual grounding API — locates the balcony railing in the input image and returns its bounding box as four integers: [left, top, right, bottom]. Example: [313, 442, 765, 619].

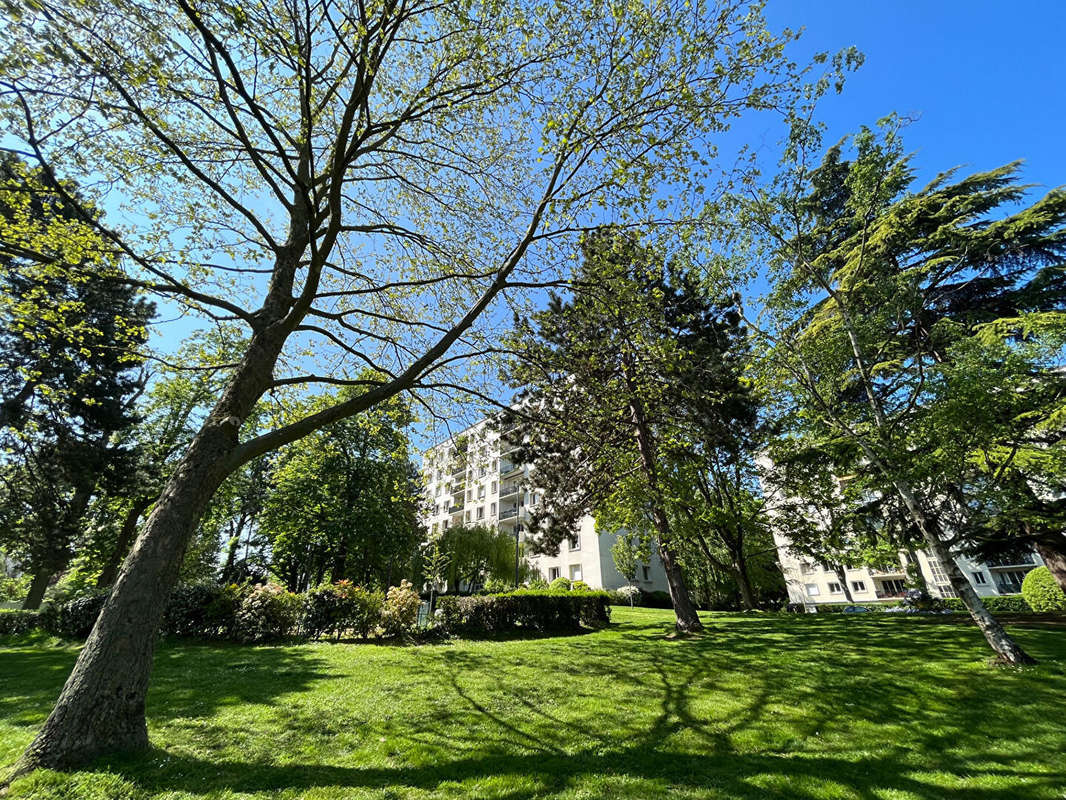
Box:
[499, 508, 519, 520]
[449, 503, 465, 514]
[499, 482, 521, 497]
[499, 461, 522, 477]
[985, 552, 1036, 569]
[868, 567, 905, 576]
[874, 590, 906, 599]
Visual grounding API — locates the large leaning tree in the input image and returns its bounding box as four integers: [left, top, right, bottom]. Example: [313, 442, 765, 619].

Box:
[0, 0, 851, 771]
[742, 120, 1066, 665]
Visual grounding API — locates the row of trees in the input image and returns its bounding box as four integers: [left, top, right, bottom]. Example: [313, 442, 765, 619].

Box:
[502, 120, 1066, 667]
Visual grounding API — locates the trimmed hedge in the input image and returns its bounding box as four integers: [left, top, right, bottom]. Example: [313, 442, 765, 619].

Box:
[0, 609, 40, 635]
[1021, 567, 1066, 613]
[438, 590, 611, 635]
[942, 595, 1033, 614]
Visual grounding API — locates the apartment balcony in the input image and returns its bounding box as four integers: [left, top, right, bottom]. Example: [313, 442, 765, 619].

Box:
[868, 567, 905, 577]
[985, 552, 1037, 569]
[874, 590, 906, 599]
[499, 507, 520, 521]
[449, 503, 465, 515]
[499, 481, 521, 498]
[499, 461, 523, 478]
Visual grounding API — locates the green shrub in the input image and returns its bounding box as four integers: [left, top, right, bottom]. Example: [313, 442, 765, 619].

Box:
[642, 590, 673, 609]
[942, 594, 1032, 613]
[570, 580, 591, 592]
[0, 609, 39, 634]
[525, 577, 549, 590]
[163, 583, 242, 638]
[1021, 567, 1066, 613]
[0, 573, 29, 601]
[347, 586, 385, 639]
[482, 576, 512, 594]
[39, 591, 108, 638]
[381, 580, 421, 637]
[438, 590, 610, 635]
[233, 583, 303, 643]
[548, 577, 571, 593]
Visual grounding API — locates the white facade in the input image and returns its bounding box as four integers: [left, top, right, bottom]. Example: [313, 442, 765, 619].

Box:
[773, 527, 1044, 607]
[421, 417, 670, 592]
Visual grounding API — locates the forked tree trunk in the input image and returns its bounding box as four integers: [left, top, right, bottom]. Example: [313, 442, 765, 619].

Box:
[22, 569, 53, 611]
[1035, 533, 1066, 594]
[833, 565, 854, 603]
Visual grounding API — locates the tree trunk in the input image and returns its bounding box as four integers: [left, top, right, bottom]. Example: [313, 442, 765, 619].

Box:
[1034, 533, 1066, 594]
[22, 569, 53, 611]
[14, 418, 241, 774]
[657, 538, 702, 632]
[920, 526, 1035, 666]
[733, 562, 757, 610]
[833, 565, 854, 603]
[96, 495, 154, 589]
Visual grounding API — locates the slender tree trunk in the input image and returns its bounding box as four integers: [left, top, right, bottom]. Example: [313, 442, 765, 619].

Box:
[22, 569, 53, 611]
[624, 390, 702, 632]
[919, 523, 1035, 665]
[656, 538, 702, 632]
[1034, 533, 1066, 594]
[905, 547, 929, 593]
[96, 495, 155, 589]
[833, 565, 854, 603]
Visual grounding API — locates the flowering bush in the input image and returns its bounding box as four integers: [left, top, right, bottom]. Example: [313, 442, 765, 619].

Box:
[233, 583, 302, 643]
[380, 580, 421, 638]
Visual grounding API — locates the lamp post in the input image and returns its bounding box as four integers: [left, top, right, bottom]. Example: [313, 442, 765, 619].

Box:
[514, 525, 521, 588]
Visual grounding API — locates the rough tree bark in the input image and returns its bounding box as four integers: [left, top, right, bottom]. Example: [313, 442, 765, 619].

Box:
[1034, 533, 1066, 594]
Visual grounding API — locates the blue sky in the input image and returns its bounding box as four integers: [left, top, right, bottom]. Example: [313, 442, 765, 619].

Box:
[762, 0, 1066, 192]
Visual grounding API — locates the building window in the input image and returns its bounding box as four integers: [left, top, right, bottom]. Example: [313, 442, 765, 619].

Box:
[549, 567, 560, 580]
[805, 584, 820, 597]
[827, 582, 843, 594]
[569, 533, 580, 551]
[478, 486, 485, 499]
[972, 571, 987, 585]
[479, 466, 487, 477]
[642, 565, 650, 581]
[880, 578, 905, 595]
[477, 507, 485, 520]
[569, 564, 582, 581]
[927, 558, 949, 585]
[490, 502, 496, 515]
[465, 511, 471, 522]
[466, 489, 472, 501]
[851, 580, 866, 593]
[491, 481, 497, 493]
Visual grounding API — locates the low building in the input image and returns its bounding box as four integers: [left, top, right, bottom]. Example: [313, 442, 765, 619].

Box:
[773, 528, 1044, 607]
[421, 416, 670, 592]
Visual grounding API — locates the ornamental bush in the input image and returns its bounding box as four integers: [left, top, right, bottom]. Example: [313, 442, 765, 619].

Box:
[0, 609, 39, 635]
[610, 585, 642, 606]
[381, 580, 421, 638]
[233, 583, 302, 643]
[1021, 567, 1066, 613]
[548, 577, 571, 593]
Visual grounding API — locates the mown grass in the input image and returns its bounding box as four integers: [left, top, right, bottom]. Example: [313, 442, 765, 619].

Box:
[2, 607, 1065, 799]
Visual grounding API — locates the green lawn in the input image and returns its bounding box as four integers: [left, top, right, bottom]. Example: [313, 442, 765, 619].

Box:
[2, 607, 1065, 799]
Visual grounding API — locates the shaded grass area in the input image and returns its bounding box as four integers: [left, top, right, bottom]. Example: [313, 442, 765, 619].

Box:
[2, 608, 1065, 799]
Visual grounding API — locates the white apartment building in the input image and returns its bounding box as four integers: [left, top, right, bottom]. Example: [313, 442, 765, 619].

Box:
[773, 528, 1044, 607]
[421, 417, 670, 592]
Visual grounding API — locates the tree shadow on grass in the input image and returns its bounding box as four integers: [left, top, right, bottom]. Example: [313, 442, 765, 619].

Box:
[5, 614, 1066, 798]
